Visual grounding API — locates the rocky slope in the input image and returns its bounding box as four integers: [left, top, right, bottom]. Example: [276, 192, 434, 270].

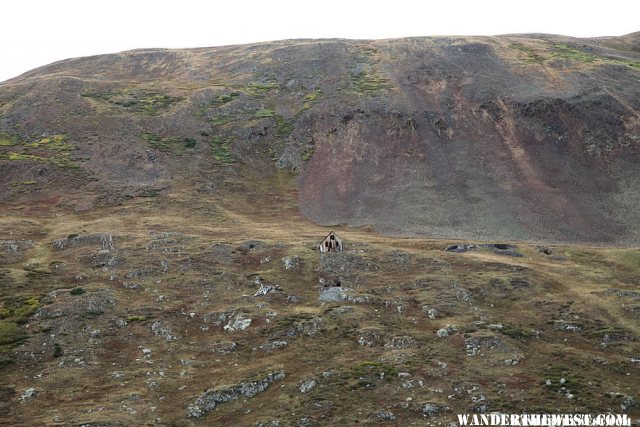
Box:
[1, 33, 640, 244]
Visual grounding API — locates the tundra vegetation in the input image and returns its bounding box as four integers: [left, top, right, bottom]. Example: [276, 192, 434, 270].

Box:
[0, 32, 639, 424]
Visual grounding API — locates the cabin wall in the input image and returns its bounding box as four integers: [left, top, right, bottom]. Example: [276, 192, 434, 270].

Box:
[319, 234, 343, 252]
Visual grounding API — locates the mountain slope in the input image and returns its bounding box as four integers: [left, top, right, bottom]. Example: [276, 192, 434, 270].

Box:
[1, 33, 640, 244]
[1, 34, 640, 426]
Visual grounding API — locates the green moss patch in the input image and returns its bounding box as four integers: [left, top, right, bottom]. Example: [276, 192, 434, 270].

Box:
[349, 71, 392, 93]
[3, 152, 80, 169]
[1, 296, 42, 324]
[300, 89, 324, 112]
[617, 250, 640, 271]
[82, 88, 182, 115]
[210, 137, 235, 163]
[0, 321, 25, 346]
[305, 89, 323, 102]
[26, 134, 74, 151]
[0, 134, 20, 147]
[1, 133, 81, 170]
[253, 110, 293, 138]
[255, 109, 276, 119]
[0, 295, 37, 347]
[4, 152, 41, 161]
[509, 42, 546, 64]
[243, 82, 278, 97]
[195, 92, 242, 117]
[142, 133, 197, 152]
[212, 92, 241, 106]
[551, 44, 598, 63]
[218, 93, 237, 103]
[499, 324, 533, 339]
[211, 115, 237, 127]
[275, 116, 293, 138]
[27, 134, 73, 151]
[507, 42, 640, 70]
[301, 147, 314, 161]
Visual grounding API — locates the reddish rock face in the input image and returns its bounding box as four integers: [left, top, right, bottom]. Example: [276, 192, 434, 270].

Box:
[2, 33, 640, 244]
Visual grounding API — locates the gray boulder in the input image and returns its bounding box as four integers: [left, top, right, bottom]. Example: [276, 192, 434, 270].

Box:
[151, 321, 178, 341]
[187, 371, 285, 418]
[52, 233, 114, 251]
[422, 402, 449, 417]
[282, 256, 301, 270]
[299, 379, 317, 394]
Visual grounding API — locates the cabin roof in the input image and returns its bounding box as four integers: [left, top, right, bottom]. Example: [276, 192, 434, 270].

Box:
[321, 231, 338, 242]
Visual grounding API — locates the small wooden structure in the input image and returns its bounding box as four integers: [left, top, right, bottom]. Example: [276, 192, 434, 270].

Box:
[319, 231, 343, 253]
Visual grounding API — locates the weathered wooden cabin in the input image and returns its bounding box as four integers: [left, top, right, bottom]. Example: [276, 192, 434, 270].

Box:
[319, 231, 343, 253]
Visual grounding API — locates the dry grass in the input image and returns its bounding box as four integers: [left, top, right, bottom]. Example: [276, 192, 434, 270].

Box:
[0, 171, 638, 425]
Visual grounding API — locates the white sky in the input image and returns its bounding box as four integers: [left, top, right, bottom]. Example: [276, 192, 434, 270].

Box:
[1, 0, 638, 83]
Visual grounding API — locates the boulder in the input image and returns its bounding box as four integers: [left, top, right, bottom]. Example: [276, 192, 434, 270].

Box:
[187, 371, 285, 418]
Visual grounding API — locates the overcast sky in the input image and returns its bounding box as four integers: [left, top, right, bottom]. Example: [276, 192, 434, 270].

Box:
[1, 0, 638, 83]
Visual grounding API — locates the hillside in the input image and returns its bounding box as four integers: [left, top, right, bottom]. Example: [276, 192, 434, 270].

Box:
[1, 194, 640, 425]
[0, 34, 639, 425]
[1, 33, 640, 243]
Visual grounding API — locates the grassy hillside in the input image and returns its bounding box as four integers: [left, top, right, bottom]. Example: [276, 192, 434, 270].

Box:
[0, 33, 639, 425]
[0, 171, 639, 425]
[1, 33, 640, 243]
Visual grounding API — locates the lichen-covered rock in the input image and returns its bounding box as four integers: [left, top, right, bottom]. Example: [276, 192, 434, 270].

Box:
[299, 379, 316, 394]
[358, 329, 383, 347]
[254, 283, 278, 296]
[52, 233, 114, 251]
[259, 340, 288, 351]
[385, 335, 415, 349]
[150, 321, 178, 341]
[0, 240, 33, 253]
[621, 395, 637, 412]
[607, 392, 638, 413]
[436, 325, 458, 338]
[203, 310, 235, 326]
[81, 252, 121, 269]
[465, 334, 511, 356]
[19, 388, 38, 402]
[83, 291, 116, 315]
[0, 240, 34, 263]
[554, 321, 583, 332]
[211, 341, 238, 354]
[369, 410, 395, 421]
[187, 371, 285, 418]
[318, 286, 347, 302]
[282, 256, 301, 270]
[426, 308, 439, 320]
[421, 402, 448, 417]
[224, 314, 252, 332]
[282, 317, 324, 337]
[125, 265, 159, 279]
[329, 306, 355, 317]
